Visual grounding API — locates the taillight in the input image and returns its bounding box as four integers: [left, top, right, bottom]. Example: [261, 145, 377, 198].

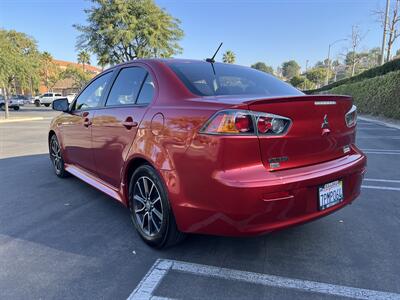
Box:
[345, 105, 357, 127]
[200, 109, 291, 136]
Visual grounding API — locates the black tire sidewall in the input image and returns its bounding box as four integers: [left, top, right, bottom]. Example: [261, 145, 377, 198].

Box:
[129, 165, 171, 247]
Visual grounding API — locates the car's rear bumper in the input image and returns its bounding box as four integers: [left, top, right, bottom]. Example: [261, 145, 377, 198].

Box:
[171, 145, 367, 236]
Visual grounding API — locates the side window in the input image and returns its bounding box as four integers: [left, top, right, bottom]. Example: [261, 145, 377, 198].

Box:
[74, 72, 112, 110]
[136, 74, 155, 105]
[106, 67, 147, 106]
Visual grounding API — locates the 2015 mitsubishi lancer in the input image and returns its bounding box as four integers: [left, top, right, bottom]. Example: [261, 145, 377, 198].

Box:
[49, 59, 366, 248]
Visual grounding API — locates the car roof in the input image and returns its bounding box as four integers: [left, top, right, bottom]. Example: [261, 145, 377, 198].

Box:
[110, 58, 231, 69]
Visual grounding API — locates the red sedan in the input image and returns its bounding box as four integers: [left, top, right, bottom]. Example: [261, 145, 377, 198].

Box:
[49, 59, 366, 248]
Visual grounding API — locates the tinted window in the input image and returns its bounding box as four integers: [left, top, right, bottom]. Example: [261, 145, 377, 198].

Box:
[43, 93, 52, 97]
[136, 74, 155, 105]
[55, 93, 62, 96]
[74, 72, 112, 110]
[168, 62, 303, 97]
[106, 67, 147, 106]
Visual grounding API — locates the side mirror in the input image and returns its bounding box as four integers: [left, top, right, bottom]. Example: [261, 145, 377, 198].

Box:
[52, 98, 69, 112]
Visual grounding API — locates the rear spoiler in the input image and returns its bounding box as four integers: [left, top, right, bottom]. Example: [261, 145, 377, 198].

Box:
[243, 94, 352, 106]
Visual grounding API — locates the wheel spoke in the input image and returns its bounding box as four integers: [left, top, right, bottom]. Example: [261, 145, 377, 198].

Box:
[151, 196, 161, 204]
[152, 207, 163, 222]
[148, 182, 155, 198]
[140, 212, 148, 230]
[136, 182, 145, 198]
[147, 213, 151, 235]
[151, 215, 160, 232]
[143, 177, 149, 196]
[135, 206, 145, 214]
[133, 194, 146, 205]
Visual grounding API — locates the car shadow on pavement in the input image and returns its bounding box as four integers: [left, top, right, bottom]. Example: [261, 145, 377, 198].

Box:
[0, 154, 333, 263]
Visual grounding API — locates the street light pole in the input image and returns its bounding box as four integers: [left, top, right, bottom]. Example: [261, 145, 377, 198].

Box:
[325, 39, 347, 86]
[380, 0, 390, 65]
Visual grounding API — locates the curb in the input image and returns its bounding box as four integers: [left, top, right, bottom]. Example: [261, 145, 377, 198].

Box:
[0, 117, 52, 124]
[358, 116, 400, 130]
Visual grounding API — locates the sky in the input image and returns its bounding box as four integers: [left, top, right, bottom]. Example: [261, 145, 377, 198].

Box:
[0, 0, 397, 71]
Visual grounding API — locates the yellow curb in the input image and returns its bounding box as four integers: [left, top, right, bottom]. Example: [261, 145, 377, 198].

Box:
[0, 117, 48, 123]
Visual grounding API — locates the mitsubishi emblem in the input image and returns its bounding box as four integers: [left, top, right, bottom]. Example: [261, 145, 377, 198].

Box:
[321, 114, 329, 129]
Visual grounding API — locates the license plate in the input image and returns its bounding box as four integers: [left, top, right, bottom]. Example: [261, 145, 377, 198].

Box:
[318, 180, 343, 210]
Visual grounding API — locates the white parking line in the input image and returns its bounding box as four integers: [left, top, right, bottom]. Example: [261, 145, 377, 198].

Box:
[358, 128, 397, 131]
[362, 185, 400, 191]
[361, 148, 400, 152]
[128, 259, 400, 300]
[357, 136, 400, 139]
[363, 151, 400, 155]
[364, 178, 400, 184]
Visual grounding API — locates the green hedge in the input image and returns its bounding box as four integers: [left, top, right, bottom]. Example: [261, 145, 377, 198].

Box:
[306, 58, 400, 93]
[321, 70, 400, 119]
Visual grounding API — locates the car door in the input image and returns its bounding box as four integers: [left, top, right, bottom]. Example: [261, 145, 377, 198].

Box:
[60, 71, 113, 174]
[41, 93, 51, 104]
[91, 65, 155, 188]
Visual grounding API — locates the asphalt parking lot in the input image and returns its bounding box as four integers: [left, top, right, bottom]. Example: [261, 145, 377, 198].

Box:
[0, 106, 399, 299]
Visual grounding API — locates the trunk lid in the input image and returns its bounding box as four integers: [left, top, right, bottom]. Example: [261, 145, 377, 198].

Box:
[245, 95, 356, 171]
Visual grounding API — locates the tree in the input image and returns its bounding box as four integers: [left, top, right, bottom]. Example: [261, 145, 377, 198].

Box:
[373, 0, 400, 61]
[305, 67, 331, 87]
[77, 50, 91, 72]
[60, 66, 92, 90]
[290, 75, 315, 90]
[251, 62, 274, 74]
[0, 29, 41, 118]
[40, 51, 60, 91]
[348, 25, 365, 76]
[281, 60, 300, 79]
[396, 48, 400, 57]
[74, 0, 184, 65]
[222, 50, 236, 64]
[366, 47, 381, 68]
[344, 51, 368, 76]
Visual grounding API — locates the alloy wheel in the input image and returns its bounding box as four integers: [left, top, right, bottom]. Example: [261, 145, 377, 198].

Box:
[133, 176, 164, 237]
[50, 137, 62, 173]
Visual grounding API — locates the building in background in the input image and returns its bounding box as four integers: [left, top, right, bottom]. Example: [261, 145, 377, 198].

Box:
[38, 59, 101, 95]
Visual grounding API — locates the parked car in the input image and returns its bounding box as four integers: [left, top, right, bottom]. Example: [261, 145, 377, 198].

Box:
[49, 59, 366, 248]
[0, 95, 20, 111]
[35, 92, 63, 107]
[10, 94, 29, 106]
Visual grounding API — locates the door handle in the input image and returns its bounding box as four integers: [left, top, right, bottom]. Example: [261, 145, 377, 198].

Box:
[81, 111, 91, 127]
[122, 117, 138, 129]
[83, 118, 92, 127]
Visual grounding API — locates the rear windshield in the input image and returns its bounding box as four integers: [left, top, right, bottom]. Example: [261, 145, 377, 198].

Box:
[168, 62, 303, 97]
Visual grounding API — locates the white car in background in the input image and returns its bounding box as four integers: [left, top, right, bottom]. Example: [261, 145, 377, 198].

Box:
[0, 95, 20, 111]
[35, 93, 63, 107]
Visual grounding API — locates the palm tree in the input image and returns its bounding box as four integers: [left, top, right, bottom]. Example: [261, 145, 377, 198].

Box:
[41, 51, 53, 90]
[77, 51, 91, 72]
[222, 50, 236, 64]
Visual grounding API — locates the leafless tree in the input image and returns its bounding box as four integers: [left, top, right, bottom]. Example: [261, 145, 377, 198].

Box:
[373, 0, 400, 61]
[349, 25, 365, 76]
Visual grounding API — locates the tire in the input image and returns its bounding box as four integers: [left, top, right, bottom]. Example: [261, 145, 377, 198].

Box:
[49, 134, 69, 178]
[44, 104, 50, 107]
[13, 106, 20, 111]
[0, 103, 4, 111]
[129, 165, 185, 248]
[34, 100, 40, 107]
